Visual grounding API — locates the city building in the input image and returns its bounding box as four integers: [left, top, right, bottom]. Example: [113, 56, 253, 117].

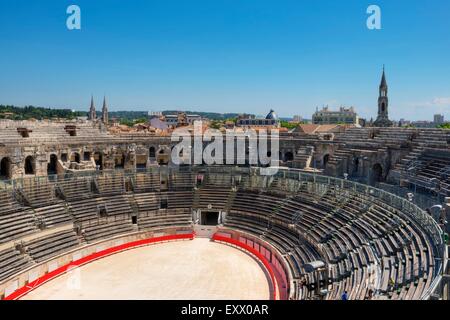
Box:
[236, 109, 280, 128]
[434, 114, 444, 125]
[164, 112, 202, 127]
[312, 106, 359, 125]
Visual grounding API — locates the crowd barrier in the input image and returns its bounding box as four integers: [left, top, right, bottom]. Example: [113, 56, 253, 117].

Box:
[212, 233, 278, 300]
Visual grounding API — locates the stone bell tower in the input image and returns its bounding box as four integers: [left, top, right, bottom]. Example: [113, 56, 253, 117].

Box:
[373, 66, 393, 127]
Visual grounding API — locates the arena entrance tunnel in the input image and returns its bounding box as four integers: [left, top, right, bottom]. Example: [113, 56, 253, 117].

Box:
[201, 211, 219, 225]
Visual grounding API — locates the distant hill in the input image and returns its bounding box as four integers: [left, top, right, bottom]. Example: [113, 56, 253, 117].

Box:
[0, 105, 253, 122]
[108, 110, 250, 121]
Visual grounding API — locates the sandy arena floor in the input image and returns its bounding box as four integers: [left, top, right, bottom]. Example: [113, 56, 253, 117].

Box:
[20, 238, 270, 300]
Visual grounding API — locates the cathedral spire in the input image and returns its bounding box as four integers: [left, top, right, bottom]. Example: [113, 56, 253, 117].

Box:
[101, 96, 108, 125]
[89, 95, 96, 120]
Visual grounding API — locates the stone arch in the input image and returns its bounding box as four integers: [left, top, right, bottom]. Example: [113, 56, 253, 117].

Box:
[149, 146, 156, 158]
[352, 157, 359, 175]
[24, 156, 35, 175]
[71, 152, 81, 163]
[94, 152, 103, 170]
[284, 151, 294, 162]
[47, 154, 58, 175]
[372, 163, 384, 183]
[0, 157, 12, 180]
[323, 154, 330, 168]
[115, 152, 125, 169]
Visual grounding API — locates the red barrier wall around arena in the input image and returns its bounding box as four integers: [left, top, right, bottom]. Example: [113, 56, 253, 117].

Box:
[4, 233, 195, 300]
[211, 233, 278, 300]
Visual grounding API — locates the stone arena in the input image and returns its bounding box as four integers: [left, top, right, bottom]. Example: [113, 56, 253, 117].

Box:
[0, 89, 449, 300]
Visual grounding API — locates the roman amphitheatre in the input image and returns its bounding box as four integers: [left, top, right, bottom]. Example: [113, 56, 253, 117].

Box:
[0, 113, 449, 300]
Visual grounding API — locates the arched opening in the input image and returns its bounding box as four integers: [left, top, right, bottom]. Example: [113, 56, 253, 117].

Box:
[353, 157, 359, 175]
[0, 157, 12, 180]
[157, 148, 169, 165]
[149, 146, 156, 158]
[83, 152, 91, 161]
[115, 153, 125, 169]
[284, 152, 294, 162]
[323, 154, 330, 168]
[47, 154, 58, 175]
[94, 152, 103, 170]
[372, 163, 383, 183]
[71, 152, 81, 163]
[24, 156, 35, 175]
[381, 102, 385, 113]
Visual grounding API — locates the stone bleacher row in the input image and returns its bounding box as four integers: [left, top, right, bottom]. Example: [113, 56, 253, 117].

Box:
[398, 149, 450, 196]
[331, 128, 450, 181]
[0, 170, 441, 300]
[0, 173, 198, 286]
[0, 120, 110, 145]
[223, 180, 439, 300]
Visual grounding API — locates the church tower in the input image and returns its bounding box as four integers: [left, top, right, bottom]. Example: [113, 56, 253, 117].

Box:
[89, 95, 96, 120]
[102, 96, 109, 125]
[373, 66, 393, 127]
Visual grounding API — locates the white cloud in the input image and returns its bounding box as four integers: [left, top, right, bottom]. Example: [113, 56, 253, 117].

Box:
[431, 97, 450, 106]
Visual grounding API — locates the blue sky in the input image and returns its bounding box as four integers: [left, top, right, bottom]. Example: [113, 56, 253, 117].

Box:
[0, 0, 449, 121]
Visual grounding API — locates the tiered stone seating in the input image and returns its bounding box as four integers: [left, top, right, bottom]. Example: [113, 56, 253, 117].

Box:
[82, 219, 134, 243]
[0, 120, 111, 144]
[161, 191, 194, 209]
[0, 209, 39, 244]
[0, 168, 442, 300]
[195, 172, 234, 210]
[133, 172, 160, 192]
[33, 203, 72, 228]
[96, 173, 125, 195]
[0, 190, 22, 214]
[138, 209, 192, 230]
[24, 229, 80, 263]
[57, 177, 93, 201]
[0, 247, 33, 282]
[67, 198, 104, 222]
[169, 172, 195, 190]
[373, 128, 414, 146]
[197, 187, 232, 210]
[103, 195, 133, 216]
[224, 182, 439, 300]
[133, 192, 159, 213]
[230, 190, 284, 218]
[20, 180, 57, 208]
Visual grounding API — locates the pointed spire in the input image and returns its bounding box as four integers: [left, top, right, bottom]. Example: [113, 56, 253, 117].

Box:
[89, 95, 96, 120]
[101, 96, 108, 125]
[380, 65, 387, 88]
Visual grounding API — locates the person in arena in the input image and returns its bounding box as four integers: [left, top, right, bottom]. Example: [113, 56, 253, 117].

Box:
[341, 291, 348, 300]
